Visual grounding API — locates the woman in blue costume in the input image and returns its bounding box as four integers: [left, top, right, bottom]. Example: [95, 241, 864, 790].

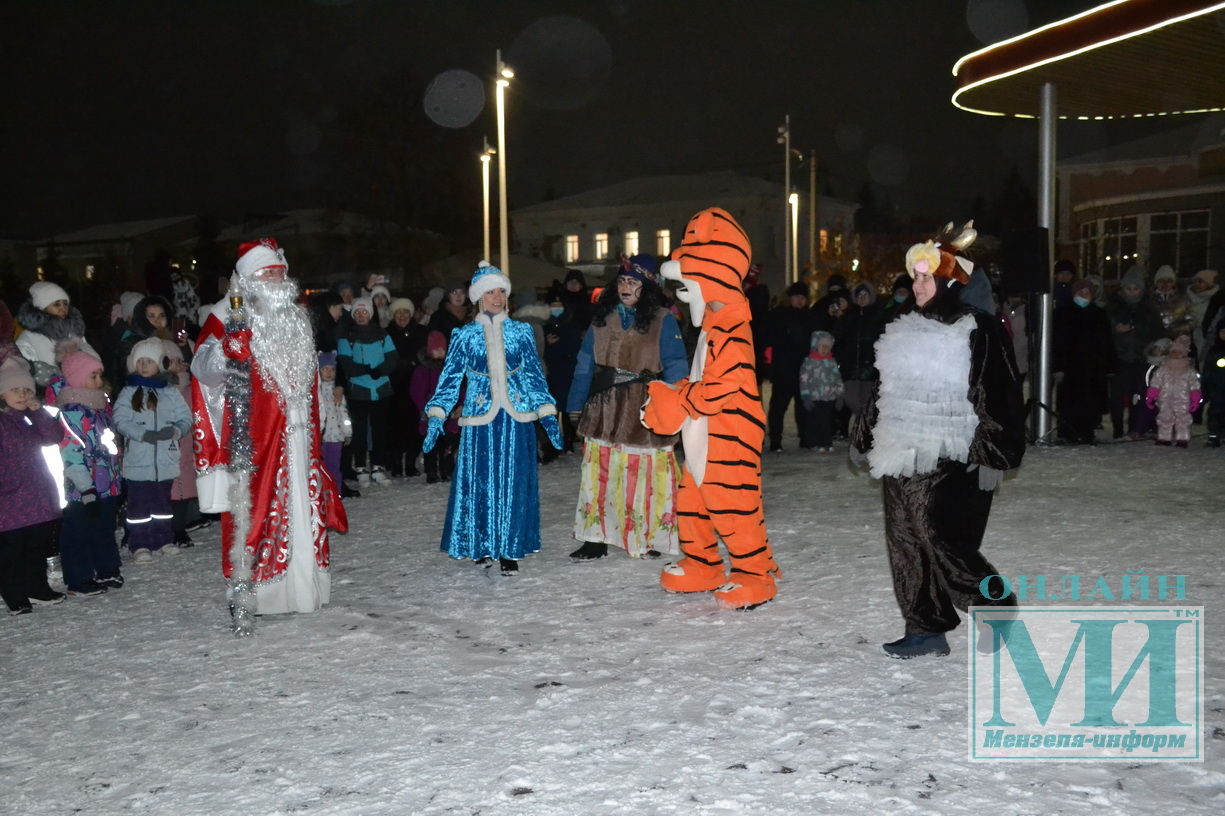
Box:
[422, 262, 564, 574]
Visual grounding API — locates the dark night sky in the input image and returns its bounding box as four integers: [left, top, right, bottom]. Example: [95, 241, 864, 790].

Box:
[0, 0, 1181, 240]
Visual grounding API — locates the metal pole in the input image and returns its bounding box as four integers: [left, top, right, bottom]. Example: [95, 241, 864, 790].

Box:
[1034, 82, 1057, 443]
[789, 194, 799, 280]
[481, 140, 492, 262]
[496, 50, 511, 276]
[808, 149, 818, 271]
[779, 115, 792, 284]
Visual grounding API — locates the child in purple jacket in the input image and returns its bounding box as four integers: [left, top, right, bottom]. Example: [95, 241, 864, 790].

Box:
[0, 357, 67, 614]
[409, 331, 458, 483]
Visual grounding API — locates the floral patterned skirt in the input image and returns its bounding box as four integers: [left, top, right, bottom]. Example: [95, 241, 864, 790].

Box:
[572, 438, 680, 557]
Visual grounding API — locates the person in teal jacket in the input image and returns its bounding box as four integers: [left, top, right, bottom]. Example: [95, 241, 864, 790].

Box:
[423, 262, 563, 575]
[336, 296, 398, 485]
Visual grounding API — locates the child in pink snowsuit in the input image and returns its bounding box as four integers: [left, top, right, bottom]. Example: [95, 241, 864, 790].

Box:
[1146, 335, 1202, 447]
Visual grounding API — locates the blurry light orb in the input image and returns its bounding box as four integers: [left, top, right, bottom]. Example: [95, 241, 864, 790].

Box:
[866, 144, 909, 187]
[966, 0, 1029, 45]
[508, 16, 612, 111]
[424, 69, 486, 128]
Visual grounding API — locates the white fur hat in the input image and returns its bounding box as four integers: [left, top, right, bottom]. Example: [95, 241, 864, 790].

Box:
[127, 337, 166, 373]
[30, 281, 70, 310]
[468, 261, 512, 304]
[119, 291, 144, 322]
[388, 297, 415, 317]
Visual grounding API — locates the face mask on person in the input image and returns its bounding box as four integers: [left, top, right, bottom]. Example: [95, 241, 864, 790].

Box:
[893, 293, 908, 303]
[1073, 296, 1090, 308]
[550, 307, 564, 318]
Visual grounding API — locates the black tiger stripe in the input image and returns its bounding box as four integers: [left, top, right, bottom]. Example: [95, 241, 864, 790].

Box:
[724, 408, 766, 432]
[706, 209, 751, 242]
[737, 388, 761, 400]
[729, 545, 769, 560]
[684, 267, 744, 294]
[707, 506, 757, 515]
[677, 510, 711, 519]
[679, 237, 750, 261]
[703, 481, 759, 491]
[707, 459, 758, 467]
[686, 553, 726, 567]
[710, 432, 760, 454]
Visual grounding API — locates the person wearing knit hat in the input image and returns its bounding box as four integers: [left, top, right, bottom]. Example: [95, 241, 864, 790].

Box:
[851, 221, 1024, 658]
[561, 268, 592, 331]
[1186, 269, 1220, 358]
[1107, 264, 1163, 439]
[1150, 264, 1190, 333]
[114, 329, 192, 563]
[190, 238, 346, 624]
[54, 350, 125, 595]
[15, 281, 102, 389]
[1052, 271, 1115, 444]
[423, 262, 562, 574]
[1, 354, 68, 614]
[1145, 334, 1201, 447]
[369, 284, 393, 328]
[386, 295, 427, 478]
[336, 288, 398, 486]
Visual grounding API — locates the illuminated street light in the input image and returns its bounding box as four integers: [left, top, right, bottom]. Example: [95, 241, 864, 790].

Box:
[480, 139, 495, 262]
[495, 49, 513, 276]
[788, 192, 799, 284]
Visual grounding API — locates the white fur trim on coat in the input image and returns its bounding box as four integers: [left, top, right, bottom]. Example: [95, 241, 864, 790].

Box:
[460, 311, 547, 425]
[868, 312, 979, 479]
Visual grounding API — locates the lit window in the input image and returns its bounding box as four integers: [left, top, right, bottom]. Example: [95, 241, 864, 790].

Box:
[819, 229, 829, 255]
[594, 233, 609, 259]
[565, 235, 579, 264]
[85, 265, 96, 280]
[625, 230, 639, 256]
[656, 229, 671, 256]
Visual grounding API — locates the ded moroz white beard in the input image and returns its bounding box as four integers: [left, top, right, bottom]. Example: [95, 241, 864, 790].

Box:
[244, 277, 317, 406]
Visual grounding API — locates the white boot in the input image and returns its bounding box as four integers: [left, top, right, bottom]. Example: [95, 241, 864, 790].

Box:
[371, 466, 390, 484]
[356, 467, 371, 486]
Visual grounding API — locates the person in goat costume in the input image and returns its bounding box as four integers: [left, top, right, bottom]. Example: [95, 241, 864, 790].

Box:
[641, 208, 779, 609]
[852, 224, 1025, 658]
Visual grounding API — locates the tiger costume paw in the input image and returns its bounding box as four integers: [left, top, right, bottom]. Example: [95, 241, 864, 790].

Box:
[714, 573, 776, 610]
[641, 380, 688, 435]
[659, 558, 726, 594]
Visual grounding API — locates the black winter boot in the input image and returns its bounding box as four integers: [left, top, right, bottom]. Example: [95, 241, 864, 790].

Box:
[569, 541, 608, 561]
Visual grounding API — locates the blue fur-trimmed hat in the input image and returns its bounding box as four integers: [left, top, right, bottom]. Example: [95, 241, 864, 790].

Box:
[468, 260, 512, 304]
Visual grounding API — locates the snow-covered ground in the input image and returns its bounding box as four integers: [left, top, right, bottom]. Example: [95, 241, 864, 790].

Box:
[3, 427, 1223, 815]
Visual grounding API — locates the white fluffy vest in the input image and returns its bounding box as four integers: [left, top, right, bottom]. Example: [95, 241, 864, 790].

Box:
[868, 312, 978, 478]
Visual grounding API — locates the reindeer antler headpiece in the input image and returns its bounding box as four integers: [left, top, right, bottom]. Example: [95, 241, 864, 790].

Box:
[904, 220, 977, 285]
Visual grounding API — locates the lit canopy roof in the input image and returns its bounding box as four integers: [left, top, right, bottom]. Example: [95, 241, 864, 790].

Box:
[953, 0, 1225, 119]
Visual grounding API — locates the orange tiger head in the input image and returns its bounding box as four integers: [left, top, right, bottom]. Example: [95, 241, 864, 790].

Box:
[661, 207, 752, 327]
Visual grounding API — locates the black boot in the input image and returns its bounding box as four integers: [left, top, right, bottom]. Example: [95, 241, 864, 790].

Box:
[882, 632, 950, 659]
[499, 558, 518, 575]
[569, 541, 608, 561]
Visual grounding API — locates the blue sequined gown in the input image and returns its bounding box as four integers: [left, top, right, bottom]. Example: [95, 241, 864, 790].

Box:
[425, 311, 558, 560]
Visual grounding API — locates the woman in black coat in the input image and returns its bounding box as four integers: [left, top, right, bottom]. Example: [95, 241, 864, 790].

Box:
[1053, 278, 1115, 444]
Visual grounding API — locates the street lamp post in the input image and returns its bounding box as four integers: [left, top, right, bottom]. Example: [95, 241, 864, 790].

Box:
[788, 192, 799, 284]
[495, 50, 514, 277]
[480, 139, 495, 262]
[777, 115, 792, 284]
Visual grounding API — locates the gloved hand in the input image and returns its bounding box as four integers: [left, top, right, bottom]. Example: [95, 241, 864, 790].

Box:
[421, 416, 444, 453]
[540, 414, 565, 451]
[1145, 386, 1160, 411]
[1189, 389, 1203, 413]
[967, 463, 1004, 491]
[141, 426, 176, 443]
[80, 488, 100, 517]
[222, 329, 254, 362]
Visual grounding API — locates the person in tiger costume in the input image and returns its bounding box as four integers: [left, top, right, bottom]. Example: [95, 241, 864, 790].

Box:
[640, 208, 779, 609]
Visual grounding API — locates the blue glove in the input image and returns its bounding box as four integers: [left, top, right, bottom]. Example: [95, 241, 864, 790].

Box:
[540, 414, 564, 451]
[421, 416, 445, 453]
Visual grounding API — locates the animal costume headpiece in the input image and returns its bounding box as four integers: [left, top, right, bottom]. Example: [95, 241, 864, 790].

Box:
[904, 221, 977, 286]
[660, 207, 752, 327]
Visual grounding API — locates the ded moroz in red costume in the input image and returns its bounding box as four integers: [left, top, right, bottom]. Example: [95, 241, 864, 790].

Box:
[191, 239, 346, 615]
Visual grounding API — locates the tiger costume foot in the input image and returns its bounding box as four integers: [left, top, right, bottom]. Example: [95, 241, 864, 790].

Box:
[714, 573, 776, 610]
[660, 559, 726, 593]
